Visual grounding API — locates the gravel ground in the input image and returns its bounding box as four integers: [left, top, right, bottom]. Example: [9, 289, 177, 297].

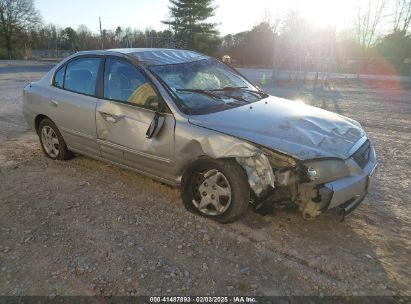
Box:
[0, 61, 410, 296]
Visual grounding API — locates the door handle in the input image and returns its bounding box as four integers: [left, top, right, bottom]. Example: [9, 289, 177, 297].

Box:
[50, 99, 58, 107]
[99, 112, 125, 123]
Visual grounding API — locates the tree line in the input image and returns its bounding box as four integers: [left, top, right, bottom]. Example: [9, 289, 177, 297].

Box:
[1, 0, 411, 75]
[221, 1, 411, 75]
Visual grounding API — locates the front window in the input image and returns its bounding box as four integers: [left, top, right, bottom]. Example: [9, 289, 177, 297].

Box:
[150, 58, 267, 114]
[103, 58, 158, 111]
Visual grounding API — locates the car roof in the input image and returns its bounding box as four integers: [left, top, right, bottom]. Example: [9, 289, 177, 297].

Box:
[73, 48, 209, 66]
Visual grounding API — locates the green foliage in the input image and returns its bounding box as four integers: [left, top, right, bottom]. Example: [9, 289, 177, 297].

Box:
[221, 22, 275, 67]
[0, 47, 7, 58]
[162, 0, 219, 53]
[375, 31, 411, 74]
[195, 34, 221, 56]
[61, 27, 78, 50]
[376, 31, 411, 59]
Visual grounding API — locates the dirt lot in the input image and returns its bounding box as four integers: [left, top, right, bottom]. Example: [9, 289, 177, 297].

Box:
[0, 61, 410, 296]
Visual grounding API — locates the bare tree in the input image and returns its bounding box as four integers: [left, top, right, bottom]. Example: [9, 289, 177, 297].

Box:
[115, 26, 122, 43]
[0, 0, 40, 58]
[354, 0, 386, 48]
[393, 0, 411, 33]
[77, 25, 93, 50]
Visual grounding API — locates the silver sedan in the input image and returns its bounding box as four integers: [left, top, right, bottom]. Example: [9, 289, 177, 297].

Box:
[23, 48, 377, 223]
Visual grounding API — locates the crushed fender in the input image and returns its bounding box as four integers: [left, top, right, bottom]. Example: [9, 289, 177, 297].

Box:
[236, 153, 275, 196]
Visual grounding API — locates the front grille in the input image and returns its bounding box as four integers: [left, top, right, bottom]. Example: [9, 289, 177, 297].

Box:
[352, 140, 371, 169]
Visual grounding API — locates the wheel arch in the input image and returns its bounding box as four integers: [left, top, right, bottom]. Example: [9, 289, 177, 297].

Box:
[34, 114, 51, 135]
[180, 155, 240, 182]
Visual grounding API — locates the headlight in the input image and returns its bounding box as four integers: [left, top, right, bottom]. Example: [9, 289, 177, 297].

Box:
[303, 159, 349, 184]
[260, 147, 297, 169]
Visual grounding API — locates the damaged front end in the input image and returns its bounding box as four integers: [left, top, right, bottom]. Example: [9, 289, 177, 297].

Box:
[185, 96, 375, 220]
[235, 153, 275, 196]
[234, 147, 343, 219]
[180, 126, 372, 220]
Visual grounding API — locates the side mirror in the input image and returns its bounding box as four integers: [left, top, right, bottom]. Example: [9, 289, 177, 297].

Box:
[146, 111, 165, 139]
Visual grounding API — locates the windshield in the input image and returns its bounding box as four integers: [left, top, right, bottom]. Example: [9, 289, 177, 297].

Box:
[149, 58, 267, 114]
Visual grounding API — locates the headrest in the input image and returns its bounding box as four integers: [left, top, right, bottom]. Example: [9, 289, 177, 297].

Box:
[70, 69, 92, 82]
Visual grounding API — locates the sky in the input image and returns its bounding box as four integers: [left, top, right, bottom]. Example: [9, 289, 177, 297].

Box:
[35, 0, 362, 35]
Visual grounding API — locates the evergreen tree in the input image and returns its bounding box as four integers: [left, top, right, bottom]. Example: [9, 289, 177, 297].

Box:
[162, 0, 219, 53]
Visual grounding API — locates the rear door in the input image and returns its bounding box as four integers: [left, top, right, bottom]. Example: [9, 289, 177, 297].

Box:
[95, 57, 175, 181]
[50, 57, 102, 156]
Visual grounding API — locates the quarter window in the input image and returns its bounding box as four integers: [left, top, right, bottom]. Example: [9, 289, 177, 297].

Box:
[64, 58, 101, 96]
[53, 66, 65, 88]
[103, 58, 158, 110]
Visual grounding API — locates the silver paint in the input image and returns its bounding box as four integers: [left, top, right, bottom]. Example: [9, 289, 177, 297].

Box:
[188, 96, 366, 160]
[22, 48, 377, 218]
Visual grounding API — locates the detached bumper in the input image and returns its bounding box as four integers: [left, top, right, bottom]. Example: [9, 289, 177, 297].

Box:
[325, 143, 377, 212]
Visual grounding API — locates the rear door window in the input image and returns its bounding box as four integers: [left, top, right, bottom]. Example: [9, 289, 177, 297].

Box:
[53, 66, 65, 88]
[64, 58, 101, 96]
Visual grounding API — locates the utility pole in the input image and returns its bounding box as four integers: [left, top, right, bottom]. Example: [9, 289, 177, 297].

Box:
[99, 17, 104, 49]
[271, 34, 277, 82]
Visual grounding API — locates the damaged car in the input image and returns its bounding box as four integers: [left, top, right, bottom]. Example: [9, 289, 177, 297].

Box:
[23, 48, 377, 223]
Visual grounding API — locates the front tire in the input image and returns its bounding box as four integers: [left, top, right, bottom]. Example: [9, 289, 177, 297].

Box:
[181, 158, 250, 223]
[38, 118, 72, 160]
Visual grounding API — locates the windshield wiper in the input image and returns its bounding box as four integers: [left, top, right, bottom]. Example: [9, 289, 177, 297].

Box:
[210, 86, 269, 98]
[175, 88, 222, 100]
[210, 86, 247, 91]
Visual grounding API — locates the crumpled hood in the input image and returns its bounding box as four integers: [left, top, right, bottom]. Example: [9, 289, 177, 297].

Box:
[188, 96, 365, 160]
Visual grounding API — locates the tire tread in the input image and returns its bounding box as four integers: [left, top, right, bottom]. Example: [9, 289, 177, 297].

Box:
[181, 158, 250, 223]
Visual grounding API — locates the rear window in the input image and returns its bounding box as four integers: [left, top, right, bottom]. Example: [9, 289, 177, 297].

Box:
[64, 58, 101, 96]
[53, 66, 65, 88]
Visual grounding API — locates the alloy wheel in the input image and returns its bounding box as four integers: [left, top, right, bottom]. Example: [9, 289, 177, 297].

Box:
[192, 169, 232, 216]
[40, 125, 60, 158]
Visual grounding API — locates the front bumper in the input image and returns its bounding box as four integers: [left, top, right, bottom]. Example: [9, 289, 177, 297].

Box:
[325, 143, 377, 211]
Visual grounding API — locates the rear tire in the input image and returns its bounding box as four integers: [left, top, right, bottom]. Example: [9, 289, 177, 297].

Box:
[38, 118, 72, 160]
[181, 158, 250, 223]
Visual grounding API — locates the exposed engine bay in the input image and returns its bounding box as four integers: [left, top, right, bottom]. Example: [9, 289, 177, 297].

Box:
[234, 148, 341, 219]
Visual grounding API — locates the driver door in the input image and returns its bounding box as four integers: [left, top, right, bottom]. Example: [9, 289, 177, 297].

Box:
[95, 57, 175, 181]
